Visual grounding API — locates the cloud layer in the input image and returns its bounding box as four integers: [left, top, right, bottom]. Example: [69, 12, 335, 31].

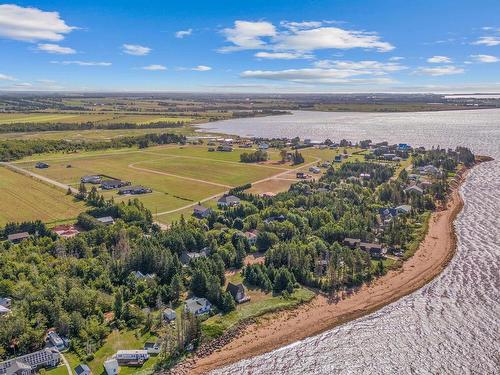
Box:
[122, 44, 151, 56]
[0, 4, 75, 42]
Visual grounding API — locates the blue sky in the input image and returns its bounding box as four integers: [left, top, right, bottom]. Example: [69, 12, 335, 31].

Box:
[0, 0, 499, 92]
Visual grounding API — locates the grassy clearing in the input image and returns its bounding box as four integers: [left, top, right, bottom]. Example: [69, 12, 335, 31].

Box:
[0, 166, 85, 226]
[202, 274, 315, 339]
[0, 113, 82, 124]
[65, 329, 159, 375]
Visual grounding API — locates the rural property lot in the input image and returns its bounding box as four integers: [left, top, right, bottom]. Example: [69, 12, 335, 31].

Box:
[6, 144, 362, 225]
[0, 166, 85, 226]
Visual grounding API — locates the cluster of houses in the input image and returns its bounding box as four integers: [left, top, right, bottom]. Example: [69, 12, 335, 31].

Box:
[192, 194, 242, 219]
[343, 238, 386, 259]
[80, 175, 152, 195]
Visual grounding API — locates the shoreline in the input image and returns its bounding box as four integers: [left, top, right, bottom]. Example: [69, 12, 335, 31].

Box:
[169, 161, 482, 375]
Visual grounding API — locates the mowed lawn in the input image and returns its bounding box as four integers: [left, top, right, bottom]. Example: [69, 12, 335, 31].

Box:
[15, 151, 225, 214]
[0, 113, 83, 124]
[0, 166, 85, 226]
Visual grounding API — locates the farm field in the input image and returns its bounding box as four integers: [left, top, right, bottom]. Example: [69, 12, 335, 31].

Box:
[7, 144, 372, 225]
[0, 165, 85, 226]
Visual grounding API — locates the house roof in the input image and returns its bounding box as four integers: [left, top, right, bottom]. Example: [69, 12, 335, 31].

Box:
[185, 297, 210, 313]
[75, 364, 90, 375]
[405, 185, 424, 194]
[193, 205, 209, 212]
[218, 195, 240, 204]
[96, 216, 114, 223]
[7, 232, 29, 241]
[226, 283, 245, 299]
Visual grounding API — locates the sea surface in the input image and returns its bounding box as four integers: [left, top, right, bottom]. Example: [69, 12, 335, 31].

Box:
[198, 109, 500, 374]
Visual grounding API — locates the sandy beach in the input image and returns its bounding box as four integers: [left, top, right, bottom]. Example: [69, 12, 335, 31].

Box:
[171, 166, 472, 375]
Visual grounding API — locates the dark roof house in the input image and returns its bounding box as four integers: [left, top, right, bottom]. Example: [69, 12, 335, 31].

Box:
[7, 232, 30, 243]
[226, 282, 250, 304]
[100, 180, 130, 190]
[118, 186, 152, 195]
[193, 205, 212, 219]
[75, 364, 91, 375]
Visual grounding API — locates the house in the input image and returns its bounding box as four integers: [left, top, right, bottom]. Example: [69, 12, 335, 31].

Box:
[103, 358, 119, 375]
[96, 216, 115, 225]
[115, 350, 149, 365]
[258, 143, 269, 150]
[52, 224, 80, 239]
[100, 180, 130, 190]
[81, 175, 102, 184]
[264, 215, 286, 224]
[244, 230, 258, 245]
[309, 166, 321, 174]
[418, 164, 442, 177]
[7, 232, 30, 243]
[217, 145, 233, 152]
[193, 205, 212, 219]
[0, 297, 12, 309]
[35, 162, 49, 169]
[162, 308, 177, 322]
[379, 208, 398, 225]
[180, 250, 208, 265]
[217, 195, 241, 207]
[396, 205, 412, 214]
[359, 173, 371, 179]
[259, 192, 276, 198]
[0, 348, 60, 375]
[404, 185, 424, 195]
[0, 305, 10, 315]
[185, 297, 211, 316]
[334, 155, 342, 162]
[383, 153, 397, 160]
[343, 238, 361, 249]
[131, 271, 155, 280]
[226, 283, 250, 304]
[118, 186, 152, 195]
[359, 242, 385, 259]
[75, 364, 91, 375]
[144, 342, 161, 355]
[47, 331, 65, 351]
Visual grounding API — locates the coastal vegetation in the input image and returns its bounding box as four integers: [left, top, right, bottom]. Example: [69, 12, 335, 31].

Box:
[0, 135, 476, 373]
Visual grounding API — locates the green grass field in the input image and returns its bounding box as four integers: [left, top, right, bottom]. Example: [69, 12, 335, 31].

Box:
[0, 166, 85, 226]
[64, 330, 159, 375]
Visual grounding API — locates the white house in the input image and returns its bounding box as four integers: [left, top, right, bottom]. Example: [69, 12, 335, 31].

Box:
[185, 297, 211, 316]
[258, 143, 269, 150]
[144, 342, 161, 355]
[217, 195, 241, 207]
[162, 308, 177, 322]
[0, 297, 11, 309]
[115, 350, 149, 362]
[103, 358, 119, 375]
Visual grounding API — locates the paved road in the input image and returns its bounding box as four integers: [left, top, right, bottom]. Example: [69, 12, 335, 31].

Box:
[60, 352, 72, 375]
[0, 162, 78, 194]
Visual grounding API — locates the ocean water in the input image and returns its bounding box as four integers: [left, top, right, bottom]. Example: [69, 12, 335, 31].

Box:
[198, 109, 500, 374]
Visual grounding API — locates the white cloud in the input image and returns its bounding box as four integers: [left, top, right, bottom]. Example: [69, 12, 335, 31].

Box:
[220, 20, 394, 54]
[142, 64, 167, 71]
[275, 27, 394, 52]
[51, 60, 112, 66]
[0, 4, 75, 42]
[220, 20, 276, 52]
[37, 43, 75, 54]
[415, 65, 464, 76]
[472, 36, 500, 46]
[389, 56, 404, 61]
[255, 51, 313, 59]
[470, 54, 499, 63]
[192, 65, 212, 71]
[175, 29, 192, 38]
[427, 55, 452, 63]
[122, 44, 151, 56]
[313, 60, 407, 74]
[0, 73, 16, 81]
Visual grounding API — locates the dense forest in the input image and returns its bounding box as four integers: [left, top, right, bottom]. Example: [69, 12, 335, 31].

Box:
[0, 143, 475, 365]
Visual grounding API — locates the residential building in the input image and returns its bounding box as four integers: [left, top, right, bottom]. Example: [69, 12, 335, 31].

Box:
[0, 306, 10, 315]
[404, 185, 424, 195]
[96, 216, 115, 225]
[81, 175, 102, 184]
[74, 364, 91, 375]
[0, 297, 12, 309]
[162, 308, 177, 322]
[343, 238, 361, 249]
[103, 359, 118, 375]
[217, 195, 241, 207]
[359, 173, 371, 179]
[52, 224, 79, 239]
[100, 180, 130, 190]
[185, 297, 211, 316]
[216, 145, 233, 152]
[244, 230, 258, 245]
[309, 166, 321, 174]
[0, 348, 60, 375]
[193, 205, 212, 219]
[359, 242, 385, 259]
[114, 350, 149, 365]
[226, 283, 250, 304]
[258, 143, 269, 150]
[180, 250, 207, 265]
[396, 205, 412, 214]
[144, 343, 161, 355]
[47, 331, 65, 351]
[118, 186, 152, 195]
[7, 232, 29, 243]
[131, 271, 155, 280]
